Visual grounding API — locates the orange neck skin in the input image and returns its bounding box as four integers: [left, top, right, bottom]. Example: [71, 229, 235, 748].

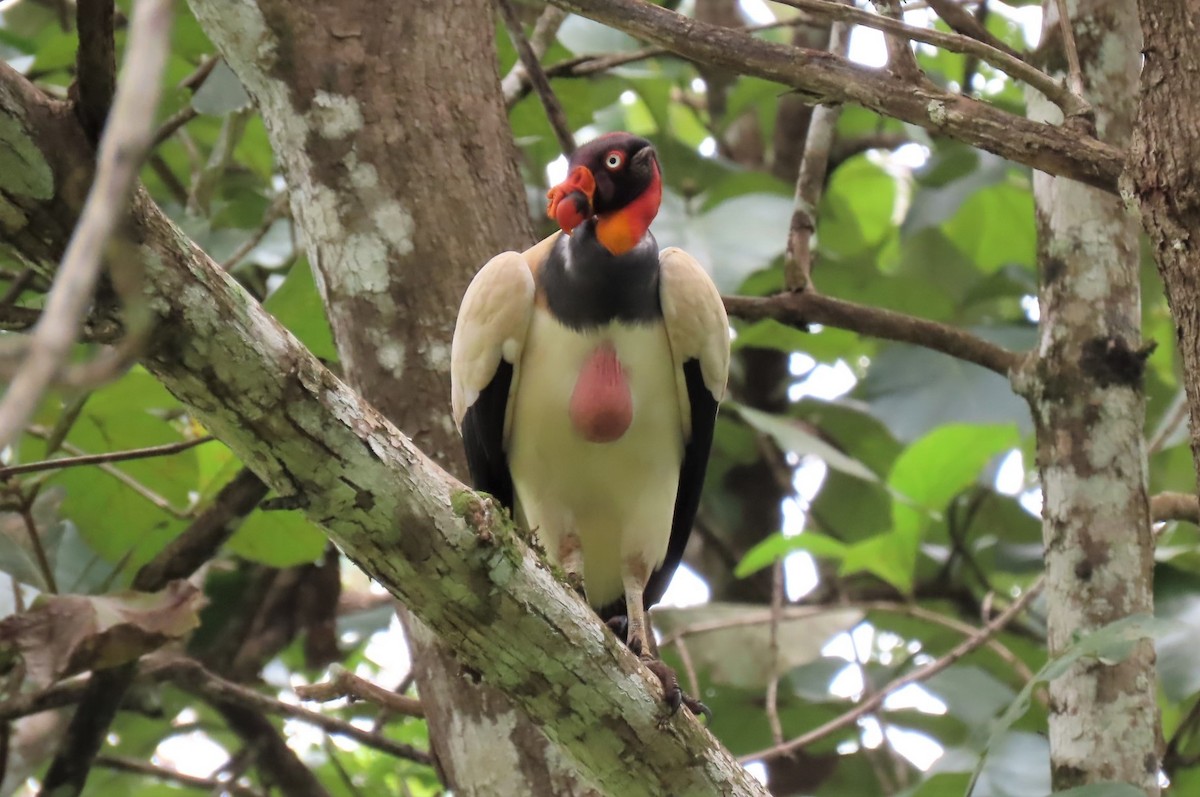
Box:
[595, 166, 662, 256]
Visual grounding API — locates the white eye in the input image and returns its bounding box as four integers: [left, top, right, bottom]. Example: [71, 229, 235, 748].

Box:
[604, 151, 623, 170]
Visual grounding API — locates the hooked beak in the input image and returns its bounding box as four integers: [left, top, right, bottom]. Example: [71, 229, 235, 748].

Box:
[546, 166, 596, 234]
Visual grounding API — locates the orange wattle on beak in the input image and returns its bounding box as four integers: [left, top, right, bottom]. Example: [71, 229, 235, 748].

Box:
[546, 166, 597, 234]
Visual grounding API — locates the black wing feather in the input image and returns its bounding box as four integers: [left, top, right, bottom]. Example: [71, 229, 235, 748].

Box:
[599, 358, 718, 620]
[460, 361, 515, 510]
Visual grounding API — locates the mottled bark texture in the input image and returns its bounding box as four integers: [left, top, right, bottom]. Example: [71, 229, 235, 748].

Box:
[551, 0, 1124, 191]
[0, 61, 768, 797]
[1132, 2, 1200, 506]
[1024, 0, 1160, 791]
[181, 1, 587, 792]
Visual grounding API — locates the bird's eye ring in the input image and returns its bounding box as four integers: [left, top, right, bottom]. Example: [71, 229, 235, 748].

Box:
[604, 151, 624, 171]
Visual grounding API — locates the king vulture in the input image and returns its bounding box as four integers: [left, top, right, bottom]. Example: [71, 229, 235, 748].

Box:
[450, 132, 730, 713]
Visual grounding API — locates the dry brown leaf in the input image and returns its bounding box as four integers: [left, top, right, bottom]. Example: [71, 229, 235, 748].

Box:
[0, 580, 205, 689]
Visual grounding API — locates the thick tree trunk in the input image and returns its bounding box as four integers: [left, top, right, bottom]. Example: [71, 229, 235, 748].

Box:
[183, 1, 588, 792]
[1133, 3, 1200, 504]
[1023, 0, 1160, 792]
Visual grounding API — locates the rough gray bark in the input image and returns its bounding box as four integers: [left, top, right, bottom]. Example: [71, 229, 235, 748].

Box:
[180, 1, 589, 791]
[1132, 1, 1200, 523]
[1022, 0, 1160, 791]
[0, 60, 768, 797]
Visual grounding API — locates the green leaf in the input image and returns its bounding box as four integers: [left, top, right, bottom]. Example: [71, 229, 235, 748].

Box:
[820, 156, 897, 256]
[840, 530, 919, 592]
[655, 191, 793, 293]
[735, 530, 847, 578]
[858, 330, 1035, 443]
[225, 509, 326, 567]
[943, 182, 1036, 273]
[263, 258, 339, 362]
[732, 403, 879, 482]
[888, 423, 1019, 510]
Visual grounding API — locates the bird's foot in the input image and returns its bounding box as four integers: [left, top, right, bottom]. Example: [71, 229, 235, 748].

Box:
[641, 657, 711, 725]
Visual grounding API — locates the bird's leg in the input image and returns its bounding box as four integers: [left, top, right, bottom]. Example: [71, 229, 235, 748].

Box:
[558, 533, 585, 596]
[622, 556, 710, 721]
[621, 557, 651, 657]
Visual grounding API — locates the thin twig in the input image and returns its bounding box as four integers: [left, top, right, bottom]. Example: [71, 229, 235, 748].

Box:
[1151, 492, 1200, 525]
[925, 0, 1019, 59]
[0, 0, 174, 451]
[0, 269, 37, 308]
[295, 664, 425, 718]
[872, 0, 925, 83]
[17, 500, 58, 594]
[220, 194, 290, 271]
[1148, 390, 1188, 455]
[775, 0, 1088, 118]
[507, 17, 821, 108]
[500, 5, 567, 101]
[1052, 0, 1085, 101]
[723, 291, 1021, 376]
[322, 741, 366, 797]
[152, 105, 199, 149]
[659, 600, 1035, 687]
[672, 636, 702, 699]
[25, 426, 193, 519]
[0, 435, 214, 479]
[179, 54, 219, 91]
[497, 0, 575, 154]
[188, 107, 251, 215]
[95, 755, 260, 796]
[785, 16, 851, 291]
[765, 560, 785, 746]
[0, 657, 178, 723]
[168, 658, 434, 765]
[741, 576, 1044, 763]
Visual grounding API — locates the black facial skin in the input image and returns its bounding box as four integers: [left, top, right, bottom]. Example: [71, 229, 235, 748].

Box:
[567, 134, 657, 215]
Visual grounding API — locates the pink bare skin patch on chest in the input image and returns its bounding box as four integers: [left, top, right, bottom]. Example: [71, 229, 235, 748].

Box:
[569, 342, 633, 443]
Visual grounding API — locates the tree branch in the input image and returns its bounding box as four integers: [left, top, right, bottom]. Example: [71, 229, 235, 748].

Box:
[785, 17, 851, 291]
[295, 664, 425, 718]
[500, 4, 567, 105]
[741, 576, 1043, 763]
[723, 291, 1021, 375]
[74, 0, 115, 140]
[497, 0, 575, 154]
[166, 658, 433, 765]
[0, 435, 214, 479]
[95, 755, 261, 796]
[1151, 491, 1199, 525]
[548, 0, 1121, 190]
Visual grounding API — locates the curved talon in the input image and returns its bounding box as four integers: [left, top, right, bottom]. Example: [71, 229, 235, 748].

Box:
[683, 695, 712, 723]
[644, 658, 683, 716]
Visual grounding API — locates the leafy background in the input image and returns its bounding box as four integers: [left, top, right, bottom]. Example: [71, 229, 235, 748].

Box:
[0, 1, 1192, 796]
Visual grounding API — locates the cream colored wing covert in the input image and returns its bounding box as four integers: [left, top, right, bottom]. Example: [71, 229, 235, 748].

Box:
[658, 246, 730, 436]
[450, 251, 535, 440]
